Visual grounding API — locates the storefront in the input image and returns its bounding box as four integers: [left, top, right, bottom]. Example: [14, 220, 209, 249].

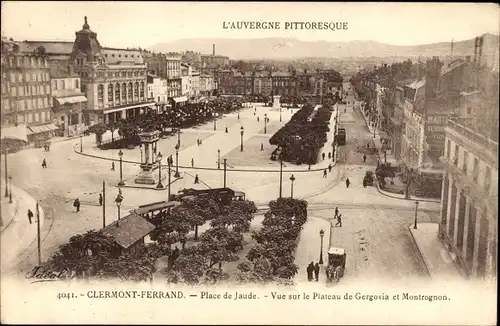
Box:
[53, 95, 87, 137]
[27, 123, 59, 147]
[171, 95, 188, 109]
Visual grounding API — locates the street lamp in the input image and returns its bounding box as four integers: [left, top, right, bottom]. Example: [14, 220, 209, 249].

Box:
[237, 111, 240, 120]
[115, 189, 123, 220]
[278, 148, 284, 198]
[264, 113, 268, 134]
[280, 107, 282, 122]
[214, 119, 217, 131]
[80, 135, 83, 153]
[8, 176, 12, 203]
[4, 148, 8, 198]
[140, 147, 143, 163]
[117, 150, 125, 186]
[174, 144, 180, 178]
[319, 229, 325, 264]
[413, 200, 420, 229]
[240, 126, 244, 152]
[156, 152, 164, 189]
[177, 129, 181, 147]
[289, 174, 295, 198]
[167, 159, 172, 200]
[217, 149, 221, 169]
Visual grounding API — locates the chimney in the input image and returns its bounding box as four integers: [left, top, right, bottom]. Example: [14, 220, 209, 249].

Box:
[425, 56, 443, 101]
[213, 44, 215, 56]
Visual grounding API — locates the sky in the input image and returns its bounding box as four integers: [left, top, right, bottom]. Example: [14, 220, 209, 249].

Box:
[1, 2, 499, 49]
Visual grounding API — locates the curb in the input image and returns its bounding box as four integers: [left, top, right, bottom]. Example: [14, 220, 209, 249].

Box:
[118, 176, 184, 191]
[73, 145, 338, 173]
[408, 225, 432, 280]
[376, 182, 440, 204]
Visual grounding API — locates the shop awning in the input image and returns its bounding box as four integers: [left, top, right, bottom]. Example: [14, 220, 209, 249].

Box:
[1, 125, 28, 142]
[28, 123, 59, 134]
[173, 96, 188, 103]
[55, 95, 87, 105]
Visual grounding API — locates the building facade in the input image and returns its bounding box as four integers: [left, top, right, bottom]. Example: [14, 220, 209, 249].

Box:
[145, 53, 185, 106]
[439, 117, 498, 279]
[199, 74, 215, 97]
[69, 17, 154, 125]
[1, 38, 58, 143]
[147, 74, 168, 113]
[50, 64, 87, 136]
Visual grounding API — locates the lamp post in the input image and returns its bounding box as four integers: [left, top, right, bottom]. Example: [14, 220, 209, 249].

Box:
[156, 152, 164, 189]
[217, 149, 221, 169]
[115, 190, 123, 220]
[80, 135, 83, 153]
[240, 126, 244, 152]
[280, 107, 282, 122]
[140, 147, 143, 163]
[4, 148, 8, 198]
[237, 111, 240, 120]
[213, 119, 217, 131]
[278, 150, 284, 198]
[177, 129, 181, 147]
[413, 200, 420, 229]
[174, 144, 180, 178]
[8, 176, 12, 203]
[319, 229, 325, 264]
[264, 113, 267, 134]
[167, 159, 172, 200]
[117, 150, 125, 186]
[290, 174, 295, 198]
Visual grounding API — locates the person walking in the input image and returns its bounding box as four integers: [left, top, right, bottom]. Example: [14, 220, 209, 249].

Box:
[346, 178, 350, 188]
[334, 207, 339, 219]
[111, 161, 115, 171]
[328, 164, 332, 173]
[328, 152, 331, 159]
[314, 263, 320, 282]
[27, 209, 33, 224]
[307, 262, 315, 281]
[363, 154, 367, 163]
[322, 152, 326, 160]
[335, 214, 343, 227]
[41, 159, 47, 169]
[257, 116, 260, 122]
[225, 127, 228, 133]
[98, 194, 103, 206]
[323, 169, 327, 178]
[73, 198, 81, 213]
[194, 174, 199, 184]
[191, 158, 194, 168]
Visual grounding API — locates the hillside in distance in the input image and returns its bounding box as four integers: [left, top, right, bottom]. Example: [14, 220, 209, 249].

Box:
[148, 34, 499, 64]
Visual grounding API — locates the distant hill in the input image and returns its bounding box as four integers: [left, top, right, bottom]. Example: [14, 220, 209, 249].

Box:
[148, 33, 499, 66]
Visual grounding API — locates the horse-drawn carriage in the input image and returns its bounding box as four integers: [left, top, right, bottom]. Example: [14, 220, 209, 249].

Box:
[325, 246, 346, 285]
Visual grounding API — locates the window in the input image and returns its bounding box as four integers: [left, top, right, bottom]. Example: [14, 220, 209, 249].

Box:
[484, 166, 491, 194]
[18, 87, 24, 96]
[462, 151, 468, 173]
[38, 98, 43, 108]
[18, 115, 25, 123]
[17, 73, 22, 82]
[18, 100, 25, 110]
[81, 84, 87, 93]
[473, 158, 479, 182]
[28, 113, 33, 123]
[75, 79, 79, 89]
[108, 84, 113, 102]
[140, 82, 144, 98]
[46, 85, 50, 94]
[59, 80, 64, 90]
[41, 111, 45, 122]
[121, 83, 126, 101]
[115, 83, 120, 102]
[26, 99, 31, 110]
[454, 145, 459, 166]
[52, 81, 57, 90]
[97, 84, 104, 106]
[44, 98, 48, 107]
[128, 83, 132, 101]
[467, 107, 472, 115]
[11, 87, 17, 96]
[35, 112, 39, 122]
[134, 82, 139, 98]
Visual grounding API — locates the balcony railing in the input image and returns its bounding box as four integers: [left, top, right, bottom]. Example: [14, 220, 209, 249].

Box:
[448, 119, 499, 153]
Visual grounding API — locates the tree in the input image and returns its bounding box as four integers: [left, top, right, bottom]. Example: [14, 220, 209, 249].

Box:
[200, 226, 243, 253]
[164, 247, 207, 285]
[87, 123, 108, 145]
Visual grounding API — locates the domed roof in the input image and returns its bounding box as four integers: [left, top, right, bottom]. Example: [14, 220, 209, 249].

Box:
[72, 16, 102, 62]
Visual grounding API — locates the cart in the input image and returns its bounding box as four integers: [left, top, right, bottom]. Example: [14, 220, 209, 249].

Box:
[325, 247, 346, 285]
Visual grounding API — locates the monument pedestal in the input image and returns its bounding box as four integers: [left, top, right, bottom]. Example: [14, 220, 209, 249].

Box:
[135, 163, 159, 185]
[272, 95, 281, 109]
[134, 130, 161, 185]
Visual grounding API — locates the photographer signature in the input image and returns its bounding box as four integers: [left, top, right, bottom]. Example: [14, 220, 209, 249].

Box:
[25, 266, 76, 283]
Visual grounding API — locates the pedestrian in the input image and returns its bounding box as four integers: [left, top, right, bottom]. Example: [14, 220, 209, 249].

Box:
[98, 194, 103, 206]
[328, 152, 331, 159]
[27, 209, 33, 224]
[191, 158, 194, 167]
[111, 161, 115, 171]
[257, 116, 260, 122]
[346, 178, 350, 188]
[307, 262, 314, 281]
[334, 207, 339, 219]
[225, 127, 228, 133]
[73, 198, 80, 213]
[335, 214, 343, 227]
[363, 154, 367, 163]
[314, 263, 320, 282]
[367, 143, 370, 149]
[260, 143, 264, 151]
[308, 164, 311, 170]
[322, 152, 325, 160]
[194, 174, 199, 184]
[197, 139, 200, 146]
[323, 169, 327, 178]
[328, 164, 332, 173]
[363, 178, 367, 188]
[41, 159, 47, 168]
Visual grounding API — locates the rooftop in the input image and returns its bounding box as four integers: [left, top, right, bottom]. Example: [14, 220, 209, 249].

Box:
[18, 40, 74, 55]
[50, 62, 78, 78]
[449, 117, 499, 143]
[102, 212, 155, 249]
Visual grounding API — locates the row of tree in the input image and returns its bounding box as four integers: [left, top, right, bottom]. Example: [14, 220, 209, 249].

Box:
[88, 97, 246, 148]
[235, 197, 309, 285]
[269, 103, 334, 165]
[40, 194, 257, 283]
